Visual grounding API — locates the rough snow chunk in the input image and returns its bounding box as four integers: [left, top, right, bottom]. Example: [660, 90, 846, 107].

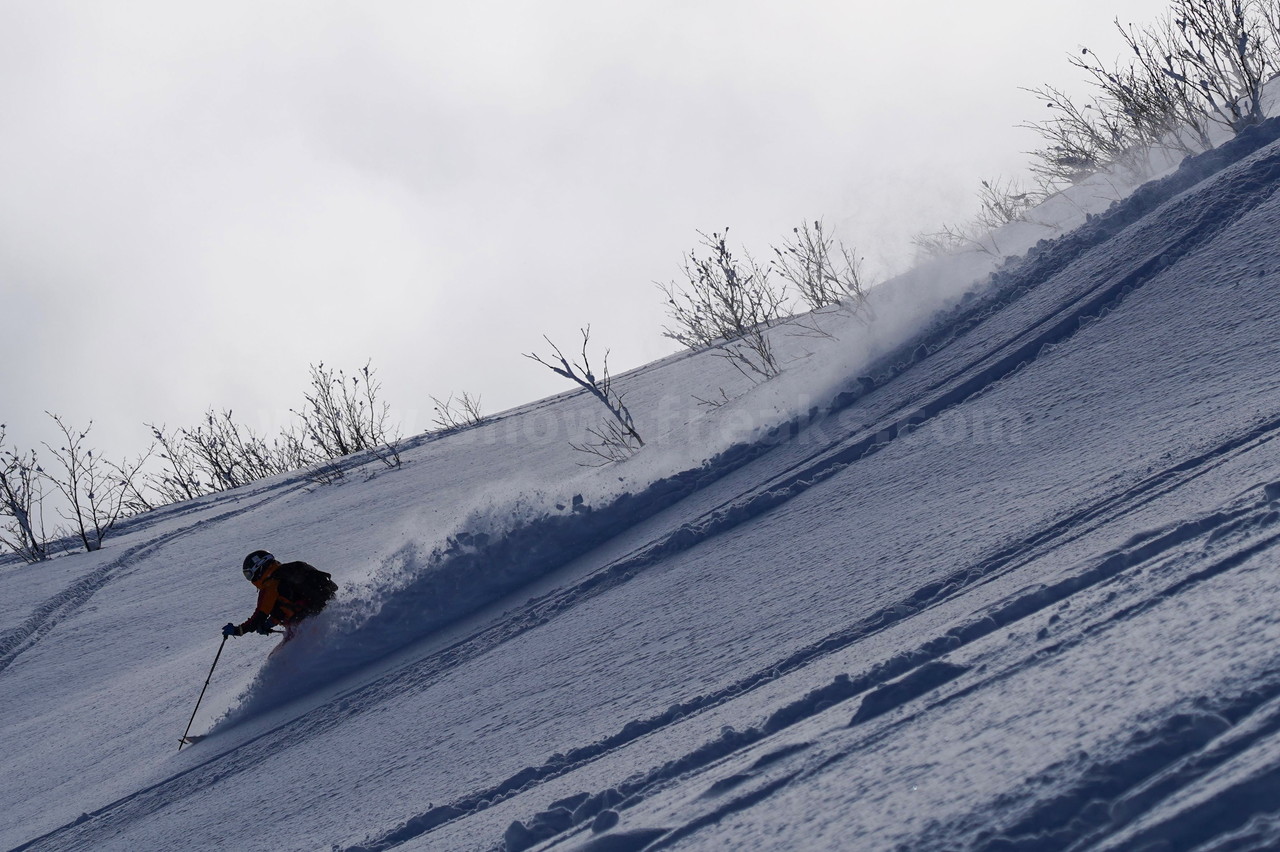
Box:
[591, 809, 620, 833]
[849, 661, 970, 725]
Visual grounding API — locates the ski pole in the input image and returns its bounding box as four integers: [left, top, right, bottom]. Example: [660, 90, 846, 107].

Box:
[179, 634, 227, 752]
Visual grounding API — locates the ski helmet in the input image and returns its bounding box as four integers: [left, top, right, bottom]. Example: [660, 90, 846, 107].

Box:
[242, 550, 275, 582]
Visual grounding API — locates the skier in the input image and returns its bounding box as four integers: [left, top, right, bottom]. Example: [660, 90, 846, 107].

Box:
[223, 550, 338, 642]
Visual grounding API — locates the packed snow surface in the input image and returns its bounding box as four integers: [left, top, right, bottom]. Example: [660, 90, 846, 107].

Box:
[6, 119, 1280, 851]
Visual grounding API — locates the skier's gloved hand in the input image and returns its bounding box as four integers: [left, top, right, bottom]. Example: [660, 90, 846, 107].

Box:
[222, 623, 240, 638]
[255, 620, 275, 635]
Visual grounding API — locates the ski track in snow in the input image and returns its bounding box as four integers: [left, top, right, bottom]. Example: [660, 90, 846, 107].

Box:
[488, 482, 1280, 852]
[15, 119, 1280, 852]
[372, 456, 1280, 852]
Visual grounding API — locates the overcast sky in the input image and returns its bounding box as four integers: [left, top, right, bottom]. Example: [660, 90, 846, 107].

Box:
[1, 0, 1172, 459]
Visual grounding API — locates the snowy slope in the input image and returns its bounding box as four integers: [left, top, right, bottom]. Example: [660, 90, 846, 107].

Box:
[6, 118, 1280, 852]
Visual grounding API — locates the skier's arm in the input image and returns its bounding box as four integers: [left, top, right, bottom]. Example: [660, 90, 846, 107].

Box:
[237, 584, 280, 635]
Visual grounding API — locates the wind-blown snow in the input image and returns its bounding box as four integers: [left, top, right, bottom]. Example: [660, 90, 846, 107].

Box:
[6, 118, 1280, 852]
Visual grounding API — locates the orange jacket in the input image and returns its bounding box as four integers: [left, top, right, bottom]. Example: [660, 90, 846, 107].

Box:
[238, 562, 309, 634]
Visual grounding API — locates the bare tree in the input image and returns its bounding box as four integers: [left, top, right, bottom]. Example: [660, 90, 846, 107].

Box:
[915, 176, 1057, 260]
[913, 221, 1005, 259]
[660, 229, 785, 381]
[1159, 0, 1275, 133]
[0, 426, 52, 563]
[1264, 0, 1280, 48]
[430, 392, 485, 432]
[294, 361, 402, 473]
[274, 420, 316, 471]
[771, 220, 868, 311]
[145, 424, 208, 505]
[1021, 84, 1144, 184]
[525, 327, 644, 465]
[1079, 38, 1213, 154]
[975, 178, 1049, 229]
[176, 409, 294, 492]
[183, 412, 245, 491]
[142, 362, 401, 500]
[1025, 0, 1279, 185]
[41, 414, 151, 553]
[118, 470, 157, 517]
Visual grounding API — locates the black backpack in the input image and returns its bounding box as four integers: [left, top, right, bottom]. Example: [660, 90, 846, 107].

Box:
[274, 561, 338, 610]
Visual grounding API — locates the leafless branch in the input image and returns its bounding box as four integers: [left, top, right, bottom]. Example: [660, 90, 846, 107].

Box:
[525, 326, 644, 464]
[660, 229, 785, 381]
[0, 425, 52, 563]
[431, 392, 485, 432]
[771, 220, 869, 311]
[293, 361, 402, 475]
[1024, 0, 1278, 186]
[42, 414, 151, 552]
